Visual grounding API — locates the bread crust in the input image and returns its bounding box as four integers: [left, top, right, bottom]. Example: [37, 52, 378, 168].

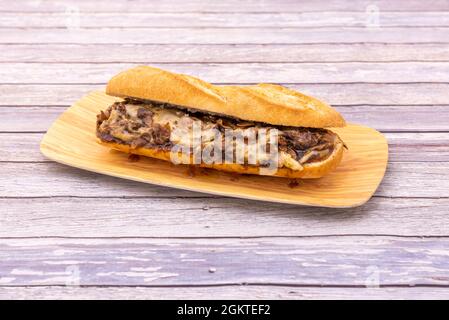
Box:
[97, 137, 344, 179]
[106, 66, 346, 128]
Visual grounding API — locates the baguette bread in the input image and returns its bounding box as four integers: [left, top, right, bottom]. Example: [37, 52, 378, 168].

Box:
[106, 66, 346, 128]
[98, 65, 347, 178]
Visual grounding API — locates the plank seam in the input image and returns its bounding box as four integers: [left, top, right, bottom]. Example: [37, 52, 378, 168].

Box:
[3, 10, 449, 14]
[1, 195, 449, 200]
[0, 234, 449, 239]
[0, 283, 448, 288]
[6, 81, 449, 84]
[4, 26, 449, 30]
[4, 60, 449, 64]
[3, 42, 449, 45]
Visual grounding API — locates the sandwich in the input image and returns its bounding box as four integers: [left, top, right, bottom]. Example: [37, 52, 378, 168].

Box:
[96, 66, 346, 178]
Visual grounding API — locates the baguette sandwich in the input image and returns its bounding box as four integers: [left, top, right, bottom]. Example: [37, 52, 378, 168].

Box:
[96, 66, 346, 178]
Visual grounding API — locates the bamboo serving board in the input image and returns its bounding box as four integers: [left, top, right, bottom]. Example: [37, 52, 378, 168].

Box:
[40, 91, 388, 208]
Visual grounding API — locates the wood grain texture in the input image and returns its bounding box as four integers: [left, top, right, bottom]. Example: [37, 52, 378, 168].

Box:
[4, 132, 448, 163]
[40, 91, 388, 207]
[2, 162, 448, 198]
[2, 286, 449, 300]
[3, 0, 449, 12]
[2, 0, 449, 299]
[2, 27, 449, 44]
[4, 62, 449, 84]
[3, 83, 449, 106]
[1, 197, 449, 237]
[3, 105, 449, 133]
[1, 237, 449, 287]
[4, 44, 449, 63]
[4, 12, 449, 28]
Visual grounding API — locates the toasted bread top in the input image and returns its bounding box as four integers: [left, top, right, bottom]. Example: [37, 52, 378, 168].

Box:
[106, 65, 346, 128]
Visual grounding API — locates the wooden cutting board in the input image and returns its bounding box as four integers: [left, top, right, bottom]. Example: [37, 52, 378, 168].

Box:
[40, 91, 388, 208]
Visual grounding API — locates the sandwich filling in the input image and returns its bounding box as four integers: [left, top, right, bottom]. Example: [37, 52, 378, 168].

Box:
[96, 99, 340, 170]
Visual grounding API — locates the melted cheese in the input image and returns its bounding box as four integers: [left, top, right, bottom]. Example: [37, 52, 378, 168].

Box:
[119, 103, 316, 169]
[280, 152, 304, 171]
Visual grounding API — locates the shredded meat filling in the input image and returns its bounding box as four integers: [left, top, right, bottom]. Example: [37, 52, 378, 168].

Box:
[96, 98, 338, 169]
[97, 100, 172, 150]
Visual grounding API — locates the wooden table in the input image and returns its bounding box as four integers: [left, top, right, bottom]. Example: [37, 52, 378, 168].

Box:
[1, 0, 449, 299]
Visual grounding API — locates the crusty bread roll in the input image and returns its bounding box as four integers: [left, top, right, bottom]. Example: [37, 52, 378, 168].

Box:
[106, 66, 346, 128]
[99, 65, 347, 178]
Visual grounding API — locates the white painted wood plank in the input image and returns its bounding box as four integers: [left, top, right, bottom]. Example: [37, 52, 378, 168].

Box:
[1, 197, 449, 237]
[0, 237, 448, 286]
[0, 107, 62, 132]
[2, 84, 448, 106]
[2, 0, 447, 297]
[2, 132, 449, 163]
[2, 105, 448, 132]
[4, 44, 449, 63]
[0, 133, 46, 161]
[2, 28, 449, 44]
[0, 161, 196, 197]
[3, 12, 449, 28]
[378, 162, 449, 197]
[0, 84, 104, 105]
[0, 162, 448, 198]
[1, 285, 448, 300]
[2, 0, 449, 13]
[3, 62, 449, 84]
[386, 132, 449, 162]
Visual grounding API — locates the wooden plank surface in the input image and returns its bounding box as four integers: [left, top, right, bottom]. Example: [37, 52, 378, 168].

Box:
[1, 197, 449, 237]
[2, 0, 449, 12]
[1, 0, 449, 299]
[2, 83, 449, 105]
[1, 161, 449, 198]
[4, 44, 449, 63]
[0, 43, 449, 63]
[1, 237, 449, 287]
[2, 27, 449, 44]
[2, 105, 448, 132]
[3, 62, 449, 84]
[1, 286, 449, 300]
[4, 12, 449, 28]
